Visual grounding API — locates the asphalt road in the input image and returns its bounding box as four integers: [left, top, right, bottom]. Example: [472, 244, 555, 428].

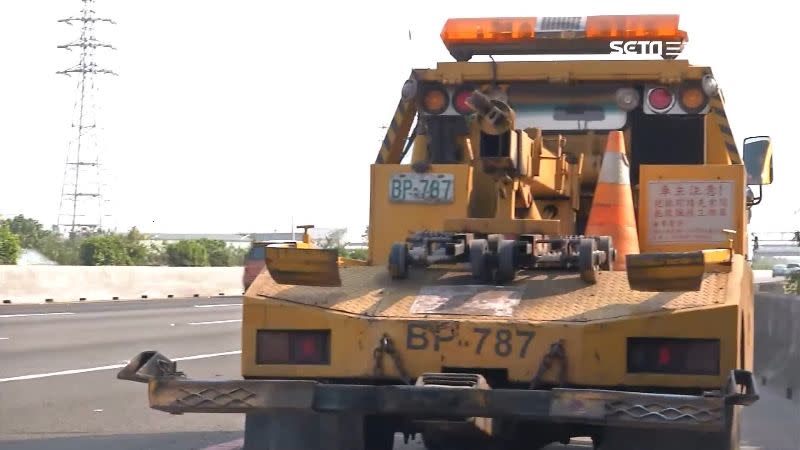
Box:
[0, 297, 797, 450]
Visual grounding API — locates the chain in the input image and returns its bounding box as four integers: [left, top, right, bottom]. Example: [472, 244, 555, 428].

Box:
[529, 339, 567, 389]
[373, 334, 412, 385]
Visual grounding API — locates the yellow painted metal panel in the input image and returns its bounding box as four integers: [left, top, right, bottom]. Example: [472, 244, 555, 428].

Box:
[253, 265, 729, 321]
[638, 164, 746, 255]
[368, 164, 472, 265]
[241, 293, 739, 389]
[419, 60, 708, 84]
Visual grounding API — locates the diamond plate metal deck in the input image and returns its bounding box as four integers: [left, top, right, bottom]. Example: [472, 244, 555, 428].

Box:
[256, 265, 731, 322]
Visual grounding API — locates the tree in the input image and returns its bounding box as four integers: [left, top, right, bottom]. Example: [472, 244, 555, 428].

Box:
[122, 227, 149, 265]
[3, 215, 52, 249]
[79, 231, 149, 266]
[318, 228, 347, 250]
[166, 240, 209, 267]
[197, 239, 231, 266]
[0, 223, 21, 265]
[80, 235, 126, 265]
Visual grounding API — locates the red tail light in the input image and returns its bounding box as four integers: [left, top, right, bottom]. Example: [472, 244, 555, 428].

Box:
[646, 87, 674, 112]
[256, 330, 330, 365]
[453, 86, 476, 114]
[627, 337, 719, 375]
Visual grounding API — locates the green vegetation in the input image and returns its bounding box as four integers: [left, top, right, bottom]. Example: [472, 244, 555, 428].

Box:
[0, 214, 248, 267]
[316, 228, 369, 260]
[786, 271, 800, 295]
[0, 223, 21, 265]
[166, 240, 209, 267]
[344, 247, 368, 260]
[751, 256, 785, 270]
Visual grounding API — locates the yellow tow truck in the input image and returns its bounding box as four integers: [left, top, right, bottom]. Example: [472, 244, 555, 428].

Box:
[119, 14, 774, 450]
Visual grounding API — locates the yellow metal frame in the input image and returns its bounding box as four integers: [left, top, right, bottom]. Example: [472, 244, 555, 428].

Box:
[368, 164, 473, 265]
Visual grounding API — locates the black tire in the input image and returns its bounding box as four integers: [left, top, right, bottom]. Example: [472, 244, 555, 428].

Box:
[578, 238, 598, 284]
[388, 243, 408, 279]
[470, 239, 492, 283]
[244, 411, 370, 450]
[364, 415, 396, 450]
[597, 236, 614, 271]
[422, 432, 489, 450]
[496, 239, 516, 284]
[487, 233, 503, 253]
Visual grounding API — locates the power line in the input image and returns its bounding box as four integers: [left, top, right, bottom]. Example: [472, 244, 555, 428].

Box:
[56, 0, 117, 236]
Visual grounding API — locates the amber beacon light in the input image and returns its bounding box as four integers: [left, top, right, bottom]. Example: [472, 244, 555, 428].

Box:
[440, 15, 688, 61]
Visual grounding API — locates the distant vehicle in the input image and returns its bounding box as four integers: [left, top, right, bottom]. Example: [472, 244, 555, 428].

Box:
[787, 263, 800, 275]
[773, 264, 789, 277]
[242, 241, 268, 291]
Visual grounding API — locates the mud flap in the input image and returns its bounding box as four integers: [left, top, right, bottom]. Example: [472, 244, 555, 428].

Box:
[264, 247, 341, 287]
[243, 411, 368, 450]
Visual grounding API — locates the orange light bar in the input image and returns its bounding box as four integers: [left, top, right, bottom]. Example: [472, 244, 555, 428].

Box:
[585, 15, 686, 40]
[440, 17, 537, 44]
[440, 15, 687, 47]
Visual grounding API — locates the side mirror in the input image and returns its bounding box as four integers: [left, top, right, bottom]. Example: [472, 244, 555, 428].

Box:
[743, 136, 773, 185]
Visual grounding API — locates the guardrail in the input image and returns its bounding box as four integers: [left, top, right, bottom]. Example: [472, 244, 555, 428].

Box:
[755, 291, 800, 403]
[0, 266, 243, 304]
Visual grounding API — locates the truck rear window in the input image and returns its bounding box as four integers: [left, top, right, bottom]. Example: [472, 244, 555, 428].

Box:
[507, 84, 627, 131]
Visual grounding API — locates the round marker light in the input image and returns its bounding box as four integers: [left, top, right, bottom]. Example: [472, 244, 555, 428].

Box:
[701, 74, 718, 96]
[422, 86, 449, 114]
[615, 88, 640, 111]
[453, 87, 475, 114]
[401, 78, 418, 101]
[679, 86, 707, 113]
[647, 87, 674, 112]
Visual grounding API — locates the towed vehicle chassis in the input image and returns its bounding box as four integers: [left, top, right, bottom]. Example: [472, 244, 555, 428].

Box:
[118, 350, 758, 436]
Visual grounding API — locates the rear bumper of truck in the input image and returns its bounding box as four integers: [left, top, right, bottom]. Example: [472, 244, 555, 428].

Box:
[118, 351, 758, 433]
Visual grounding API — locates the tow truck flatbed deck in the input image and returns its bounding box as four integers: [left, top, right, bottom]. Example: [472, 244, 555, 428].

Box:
[255, 262, 735, 323]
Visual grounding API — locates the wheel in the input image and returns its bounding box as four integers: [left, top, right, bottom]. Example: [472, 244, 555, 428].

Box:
[496, 239, 516, 284]
[487, 233, 503, 253]
[578, 238, 598, 284]
[422, 431, 489, 450]
[388, 243, 408, 279]
[244, 411, 372, 450]
[597, 236, 614, 271]
[364, 415, 396, 450]
[470, 239, 492, 283]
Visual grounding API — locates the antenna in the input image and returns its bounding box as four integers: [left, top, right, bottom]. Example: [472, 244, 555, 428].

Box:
[56, 0, 117, 236]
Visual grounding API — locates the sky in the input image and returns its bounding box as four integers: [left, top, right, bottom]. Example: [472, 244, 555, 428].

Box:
[1, 0, 797, 243]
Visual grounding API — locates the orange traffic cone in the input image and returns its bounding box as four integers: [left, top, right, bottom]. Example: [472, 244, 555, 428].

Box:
[585, 130, 640, 270]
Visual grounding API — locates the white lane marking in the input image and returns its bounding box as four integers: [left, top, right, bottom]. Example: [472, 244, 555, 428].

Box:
[0, 350, 242, 383]
[0, 337, 9, 340]
[188, 319, 242, 325]
[200, 438, 244, 450]
[173, 350, 241, 361]
[0, 312, 75, 318]
[193, 304, 241, 308]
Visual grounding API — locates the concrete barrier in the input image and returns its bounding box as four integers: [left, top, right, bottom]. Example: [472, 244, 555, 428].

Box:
[754, 292, 800, 403]
[0, 266, 244, 304]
